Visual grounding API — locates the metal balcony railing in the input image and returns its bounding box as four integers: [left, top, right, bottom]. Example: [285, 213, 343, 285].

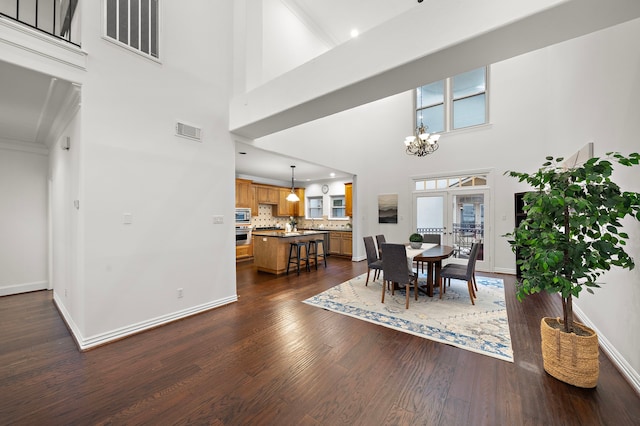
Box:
[0, 0, 79, 46]
[417, 223, 484, 259]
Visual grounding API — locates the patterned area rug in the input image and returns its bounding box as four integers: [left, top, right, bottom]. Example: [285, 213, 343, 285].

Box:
[303, 273, 513, 362]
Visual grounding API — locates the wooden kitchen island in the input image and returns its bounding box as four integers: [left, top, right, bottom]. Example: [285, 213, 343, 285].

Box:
[252, 230, 328, 275]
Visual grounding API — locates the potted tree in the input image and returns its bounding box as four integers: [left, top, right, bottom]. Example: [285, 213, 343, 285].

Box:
[505, 152, 640, 388]
[409, 233, 424, 249]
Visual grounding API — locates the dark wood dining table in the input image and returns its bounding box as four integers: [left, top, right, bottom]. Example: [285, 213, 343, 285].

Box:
[412, 245, 455, 297]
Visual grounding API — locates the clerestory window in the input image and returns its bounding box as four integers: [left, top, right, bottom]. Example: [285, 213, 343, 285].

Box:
[415, 67, 488, 134]
[104, 0, 159, 59]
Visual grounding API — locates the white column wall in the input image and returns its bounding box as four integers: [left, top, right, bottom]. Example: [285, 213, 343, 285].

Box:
[252, 19, 640, 382]
[50, 110, 83, 332]
[57, 1, 237, 345]
[0, 145, 49, 295]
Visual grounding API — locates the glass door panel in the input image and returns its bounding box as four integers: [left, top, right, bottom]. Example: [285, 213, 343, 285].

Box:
[413, 189, 490, 271]
[451, 192, 485, 262]
[415, 192, 447, 243]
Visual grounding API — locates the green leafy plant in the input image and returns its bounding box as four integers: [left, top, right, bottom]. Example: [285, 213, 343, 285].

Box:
[505, 152, 640, 333]
[409, 233, 424, 243]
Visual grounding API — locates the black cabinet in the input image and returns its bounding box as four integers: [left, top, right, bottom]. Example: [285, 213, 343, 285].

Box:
[514, 192, 529, 279]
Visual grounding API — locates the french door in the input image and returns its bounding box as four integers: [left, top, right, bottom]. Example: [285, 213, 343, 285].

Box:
[413, 188, 490, 271]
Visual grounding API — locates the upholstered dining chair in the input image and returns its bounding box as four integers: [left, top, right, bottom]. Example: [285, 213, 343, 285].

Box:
[443, 242, 480, 293]
[380, 243, 419, 309]
[363, 236, 383, 286]
[416, 234, 441, 273]
[440, 242, 480, 305]
[375, 234, 386, 259]
[422, 234, 441, 244]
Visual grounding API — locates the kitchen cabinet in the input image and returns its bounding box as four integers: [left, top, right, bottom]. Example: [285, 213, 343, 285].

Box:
[252, 230, 327, 274]
[235, 179, 253, 209]
[277, 187, 305, 217]
[329, 231, 352, 257]
[236, 242, 253, 261]
[255, 185, 279, 205]
[345, 182, 352, 217]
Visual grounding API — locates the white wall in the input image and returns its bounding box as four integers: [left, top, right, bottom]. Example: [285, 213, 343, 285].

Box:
[545, 19, 640, 387]
[49, 1, 238, 348]
[262, 0, 330, 84]
[0, 144, 49, 295]
[50, 110, 83, 331]
[305, 179, 351, 221]
[252, 19, 640, 386]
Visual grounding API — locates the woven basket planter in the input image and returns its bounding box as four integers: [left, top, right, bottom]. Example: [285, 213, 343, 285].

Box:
[540, 317, 599, 388]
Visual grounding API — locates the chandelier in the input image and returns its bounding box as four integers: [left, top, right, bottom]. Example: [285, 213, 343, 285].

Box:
[404, 88, 441, 156]
[404, 123, 441, 156]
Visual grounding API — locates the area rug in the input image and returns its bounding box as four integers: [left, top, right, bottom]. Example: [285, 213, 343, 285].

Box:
[303, 273, 513, 362]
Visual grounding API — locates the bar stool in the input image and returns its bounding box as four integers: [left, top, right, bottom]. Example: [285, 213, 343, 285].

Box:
[287, 241, 309, 275]
[308, 238, 327, 270]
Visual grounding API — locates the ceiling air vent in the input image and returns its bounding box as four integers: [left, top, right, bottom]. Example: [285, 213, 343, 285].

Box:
[176, 122, 202, 141]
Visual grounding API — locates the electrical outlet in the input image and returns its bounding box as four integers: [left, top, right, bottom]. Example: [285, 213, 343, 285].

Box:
[177, 288, 183, 298]
[212, 215, 224, 224]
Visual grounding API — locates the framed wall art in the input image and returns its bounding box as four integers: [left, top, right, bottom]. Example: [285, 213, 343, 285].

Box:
[378, 194, 398, 224]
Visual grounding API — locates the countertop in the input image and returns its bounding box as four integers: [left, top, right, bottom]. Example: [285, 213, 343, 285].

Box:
[252, 230, 329, 238]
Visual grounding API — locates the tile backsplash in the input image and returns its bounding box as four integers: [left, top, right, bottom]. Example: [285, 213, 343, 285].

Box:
[251, 204, 351, 229]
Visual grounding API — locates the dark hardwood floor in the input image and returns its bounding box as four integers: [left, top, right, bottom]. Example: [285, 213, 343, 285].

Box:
[1, 257, 639, 425]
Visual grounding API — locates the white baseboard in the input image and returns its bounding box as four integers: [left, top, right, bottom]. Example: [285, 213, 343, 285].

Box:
[0, 280, 48, 296]
[573, 304, 640, 395]
[493, 267, 516, 275]
[53, 294, 238, 351]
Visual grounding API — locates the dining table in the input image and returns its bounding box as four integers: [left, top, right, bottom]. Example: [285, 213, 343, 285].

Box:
[406, 244, 455, 297]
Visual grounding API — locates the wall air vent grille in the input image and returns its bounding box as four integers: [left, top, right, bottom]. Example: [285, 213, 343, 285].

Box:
[176, 122, 202, 141]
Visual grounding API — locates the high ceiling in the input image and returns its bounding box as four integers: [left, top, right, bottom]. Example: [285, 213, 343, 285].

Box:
[281, 0, 416, 47]
[235, 0, 418, 183]
[1, 0, 417, 180]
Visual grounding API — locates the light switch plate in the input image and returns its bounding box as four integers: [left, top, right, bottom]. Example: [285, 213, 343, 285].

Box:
[123, 213, 133, 224]
[212, 215, 224, 224]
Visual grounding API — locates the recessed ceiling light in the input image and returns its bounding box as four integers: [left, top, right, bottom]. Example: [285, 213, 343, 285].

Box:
[330, 172, 336, 178]
[350, 29, 359, 38]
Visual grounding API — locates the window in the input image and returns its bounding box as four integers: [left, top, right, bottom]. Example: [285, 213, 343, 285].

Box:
[308, 196, 323, 219]
[416, 67, 488, 133]
[331, 196, 346, 218]
[414, 174, 487, 191]
[105, 0, 159, 59]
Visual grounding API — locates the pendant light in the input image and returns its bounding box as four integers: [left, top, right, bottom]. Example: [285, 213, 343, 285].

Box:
[286, 165, 300, 202]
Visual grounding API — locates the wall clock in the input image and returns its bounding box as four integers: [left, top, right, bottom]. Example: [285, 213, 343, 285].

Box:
[321, 184, 329, 194]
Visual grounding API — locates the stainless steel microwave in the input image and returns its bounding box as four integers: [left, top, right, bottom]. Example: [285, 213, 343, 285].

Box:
[235, 208, 251, 224]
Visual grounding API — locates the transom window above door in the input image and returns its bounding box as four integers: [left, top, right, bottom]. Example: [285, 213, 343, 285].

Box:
[414, 174, 487, 191]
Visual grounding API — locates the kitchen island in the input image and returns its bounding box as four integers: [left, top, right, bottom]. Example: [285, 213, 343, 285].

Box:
[252, 230, 328, 275]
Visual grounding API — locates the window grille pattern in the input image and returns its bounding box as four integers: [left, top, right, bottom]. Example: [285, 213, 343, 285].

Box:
[105, 0, 158, 59]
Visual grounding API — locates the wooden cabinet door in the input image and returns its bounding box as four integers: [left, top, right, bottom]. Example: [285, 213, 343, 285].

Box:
[329, 232, 342, 255]
[277, 187, 305, 217]
[256, 185, 279, 204]
[293, 188, 305, 216]
[235, 179, 253, 208]
[345, 183, 352, 217]
[342, 232, 352, 256]
[277, 188, 292, 216]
